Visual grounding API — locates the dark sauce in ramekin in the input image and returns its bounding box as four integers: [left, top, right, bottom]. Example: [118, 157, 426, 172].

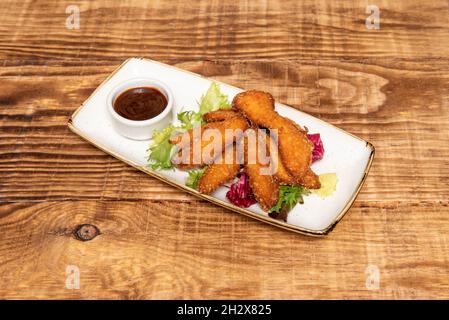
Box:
[113, 87, 167, 121]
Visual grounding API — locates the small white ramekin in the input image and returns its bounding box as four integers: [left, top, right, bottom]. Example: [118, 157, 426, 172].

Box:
[107, 78, 174, 140]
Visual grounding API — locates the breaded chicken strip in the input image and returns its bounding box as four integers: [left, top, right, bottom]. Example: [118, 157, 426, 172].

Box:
[245, 164, 279, 211]
[233, 90, 313, 181]
[244, 132, 279, 211]
[170, 116, 249, 170]
[265, 133, 320, 189]
[198, 144, 241, 194]
[264, 132, 297, 185]
[203, 109, 239, 122]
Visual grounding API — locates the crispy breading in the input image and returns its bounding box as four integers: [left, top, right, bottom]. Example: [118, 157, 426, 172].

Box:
[264, 132, 297, 185]
[300, 168, 321, 189]
[265, 133, 320, 188]
[244, 166, 279, 211]
[171, 116, 249, 170]
[243, 133, 279, 211]
[276, 124, 313, 179]
[198, 145, 241, 194]
[203, 109, 239, 122]
[232, 90, 313, 181]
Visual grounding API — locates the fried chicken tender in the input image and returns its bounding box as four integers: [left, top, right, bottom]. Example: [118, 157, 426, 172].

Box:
[265, 133, 321, 189]
[245, 164, 279, 211]
[243, 132, 279, 211]
[264, 132, 296, 185]
[203, 109, 239, 122]
[170, 116, 249, 170]
[232, 90, 313, 181]
[198, 144, 241, 194]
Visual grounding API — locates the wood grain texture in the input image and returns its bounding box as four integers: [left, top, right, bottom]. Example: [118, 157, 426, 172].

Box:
[0, 200, 448, 299]
[0, 0, 448, 299]
[0, 0, 448, 61]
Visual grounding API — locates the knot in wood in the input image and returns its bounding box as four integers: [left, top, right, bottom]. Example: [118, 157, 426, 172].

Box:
[74, 224, 100, 241]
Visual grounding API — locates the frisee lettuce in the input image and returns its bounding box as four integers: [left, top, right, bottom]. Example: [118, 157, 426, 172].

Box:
[147, 83, 231, 171]
[199, 82, 231, 114]
[185, 167, 207, 189]
[177, 110, 203, 130]
[269, 185, 311, 213]
[147, 125, 179, 170]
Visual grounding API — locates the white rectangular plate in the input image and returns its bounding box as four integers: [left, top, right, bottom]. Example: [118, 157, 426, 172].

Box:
[68, 58, 374, 236]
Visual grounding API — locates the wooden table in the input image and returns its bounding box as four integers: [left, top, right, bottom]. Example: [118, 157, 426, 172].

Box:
[0, 0, 448, 300]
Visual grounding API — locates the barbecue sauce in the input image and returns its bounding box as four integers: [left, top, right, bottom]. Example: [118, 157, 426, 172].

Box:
[113, 87, 167, 121]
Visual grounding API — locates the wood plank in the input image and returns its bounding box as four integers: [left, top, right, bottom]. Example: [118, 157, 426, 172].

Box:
[1, 59, 448, 203]
[0, 0, 448, 61]
[1, 0, 449, 300]
[0, 200, 448, 299]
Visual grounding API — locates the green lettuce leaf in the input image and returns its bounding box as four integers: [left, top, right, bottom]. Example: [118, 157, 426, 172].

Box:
[199, 82, 231, 115]
[269, 185, 311, 213]
[148, 125, 178, 170]
[186, 167, 207, 189]
[177, 110, 203, 130]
